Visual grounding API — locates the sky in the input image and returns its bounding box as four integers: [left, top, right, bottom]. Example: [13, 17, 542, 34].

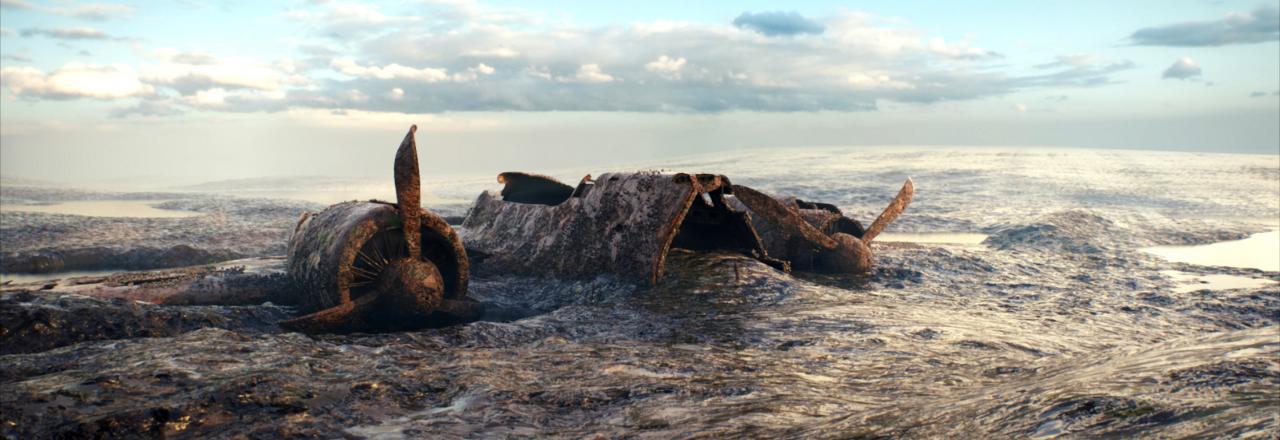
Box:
[0, 0, 1278, 185]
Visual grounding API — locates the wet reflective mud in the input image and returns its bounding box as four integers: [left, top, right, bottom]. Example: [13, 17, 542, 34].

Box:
[1, 148, 1277, 438]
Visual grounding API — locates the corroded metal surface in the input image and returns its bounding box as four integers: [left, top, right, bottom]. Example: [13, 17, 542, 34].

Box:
[497, 172, 575, 205]
[863, 178, 915, 243]
[394, 125, 423, 259]
[729, 183, 906, 274]
[282, 201, 470, 331]
[462, 172, 772, 284]
[280, 126, 474, 333]
[732, 185, 839, 250]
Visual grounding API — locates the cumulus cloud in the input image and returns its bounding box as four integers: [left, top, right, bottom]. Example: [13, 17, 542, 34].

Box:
[733, 11, 825, 36]
[330, 58, 450, 82]
[1131, 6, 1279, 46]
[20, 27, 120, 40]
[558, 64, 615, 83]
[13, 4, 1141, 117]
[645, 55, 687, 78]
[846, 72, 913, 90]
[0, 63, 153, 99]
[1162, 57, 1202, 80]
[142, 54, 304, 94]
[450, 63, 495, 82]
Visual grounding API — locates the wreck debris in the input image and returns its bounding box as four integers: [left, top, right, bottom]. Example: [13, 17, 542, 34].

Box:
[282, 126, 480, 333]
[463, 172, 785, 284]
[733, 178, 913, 273]
[461, 171, 913, 283]
[497, 172, 575, 205]
[863, 178, 916, 243]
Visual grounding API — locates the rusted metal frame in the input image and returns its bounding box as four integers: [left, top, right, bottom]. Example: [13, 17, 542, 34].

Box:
[731, 184, 840, 250]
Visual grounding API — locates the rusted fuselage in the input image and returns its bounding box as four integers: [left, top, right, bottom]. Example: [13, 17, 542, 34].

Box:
[462, 171, 913, 284]
[462, 172, 786, 284]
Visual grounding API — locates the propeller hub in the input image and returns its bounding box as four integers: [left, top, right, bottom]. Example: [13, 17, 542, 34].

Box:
[375, 257, 444, 316]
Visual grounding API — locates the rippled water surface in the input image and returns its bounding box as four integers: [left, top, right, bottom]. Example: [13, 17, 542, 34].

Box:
[0, 200, 202, 218]
[2, 147, 1278, 439]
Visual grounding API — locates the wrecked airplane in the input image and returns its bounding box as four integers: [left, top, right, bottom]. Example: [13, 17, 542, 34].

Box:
[461, 170, 914, 284]
[171, 126, 911, 333]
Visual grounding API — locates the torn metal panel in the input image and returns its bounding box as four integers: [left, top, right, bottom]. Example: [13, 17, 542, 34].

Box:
[497, 171, 576, 205]
[462, 172, 780, 284]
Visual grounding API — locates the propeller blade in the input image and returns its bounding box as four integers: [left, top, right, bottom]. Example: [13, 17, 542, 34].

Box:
[733, 184, 838, 250]
[394, 125, 422, 259]
[862, 177, 914, 243]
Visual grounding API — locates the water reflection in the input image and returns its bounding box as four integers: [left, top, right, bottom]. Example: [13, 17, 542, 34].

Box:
[1142, 230, 1280, 271]
[0, 200, 201, 218]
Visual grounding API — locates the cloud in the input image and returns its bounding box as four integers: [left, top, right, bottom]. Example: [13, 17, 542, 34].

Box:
[286, 2, 421, 39]
[449, 63, 495, 81]
[1249, 91, 1266, 97]
[140, 55, 306, 95]
[1162, 57, 1202, 80]
[48, 3, 135, 21]
[1, 1, 132, 20]
[1019, 57, 1135, 87]
[20, 27, 119, 40]
[846, 72, 913, 90]
[330, 58, 450, 82]
[645, 55, 687, 78]
[733, 11, 825, 36]
[0, 63, 153, 99]
[0, 0, 32, 10]
[927, 38, 1002, 60]
[1131, 6, 1279, 46]
[1, 53, 32, 62]
[557, 64, 614, 83]
[1035, 53, 1100, 69]
[109, 99, 185, 118]
[0, 27, 11, 37]
[13, 5, 1139, 116]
